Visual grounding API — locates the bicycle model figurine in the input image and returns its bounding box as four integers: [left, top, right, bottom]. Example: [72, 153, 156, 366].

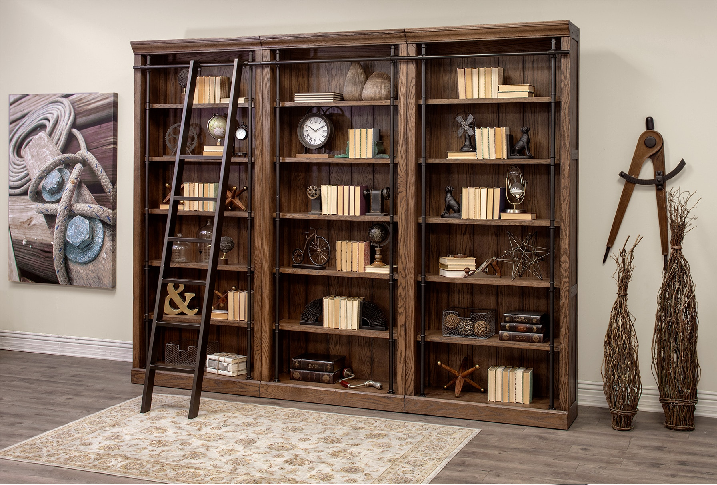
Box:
[291, 227, 330, 269]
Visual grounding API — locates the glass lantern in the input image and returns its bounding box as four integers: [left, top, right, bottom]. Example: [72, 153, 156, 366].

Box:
[505, 165, 527, 213]
[196, 219, 213, 263]
[171, 233, 191, 263]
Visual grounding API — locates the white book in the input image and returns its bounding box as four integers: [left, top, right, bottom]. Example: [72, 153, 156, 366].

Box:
[227, 290, 235, 321]
[461, 187, 469, 219]
[480, 187, 488, 220]
[515, 367, 525, 404]
[487, 366, 497, 401]
[323, 296, 330, 327]
[494, 366, 505, 402]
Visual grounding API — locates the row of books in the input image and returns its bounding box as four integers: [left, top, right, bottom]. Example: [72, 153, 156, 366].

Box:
[226, 289, 250, 322]
[348, 128, 380, 158]
[320, 184, 367, 216]
[498, 311, 549, 343]
[322, 296, 363, 330]
[446, 126, 511, 160]
[290, 353, 345, 384]
[192, 76, 231, 104]
[167, 183, 219, 211]
[438, 255, 476, 278]
[206, 352, 246, 377]
[294, 92, 343, 103]
[336, 240, 370, 272]
[457, 67, 504, 99]
[488, 366, 533, 403]
[460, 187, 506, 220]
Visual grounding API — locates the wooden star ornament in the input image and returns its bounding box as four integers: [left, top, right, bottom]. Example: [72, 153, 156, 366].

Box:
[437, 356, 483, 397]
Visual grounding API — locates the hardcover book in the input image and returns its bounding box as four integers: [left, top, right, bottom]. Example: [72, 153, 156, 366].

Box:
[290, 353, 346, 372]
[503, 311, 548, 325]
[500, 322, 546, 334]
[290, 368, 343, 384]
[498, 331, 546, 343]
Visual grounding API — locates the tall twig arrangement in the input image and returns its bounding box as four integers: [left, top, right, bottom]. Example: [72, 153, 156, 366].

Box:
[602, 235, 642, 431]
[652, 188, 700, 430]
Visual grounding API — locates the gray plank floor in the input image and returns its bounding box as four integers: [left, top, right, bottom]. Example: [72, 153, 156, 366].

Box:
[0, 350, 715, 483]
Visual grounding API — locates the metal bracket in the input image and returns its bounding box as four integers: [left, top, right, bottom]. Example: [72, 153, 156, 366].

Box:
[619, 158, 686, 190]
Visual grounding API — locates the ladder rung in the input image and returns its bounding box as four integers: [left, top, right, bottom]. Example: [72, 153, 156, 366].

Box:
[162, 278, 206, 286]
[167, 237, 211, 244]
[175, 196, 216, 201]
[156, 320, 201, 330]
[150, 364, 195, 374]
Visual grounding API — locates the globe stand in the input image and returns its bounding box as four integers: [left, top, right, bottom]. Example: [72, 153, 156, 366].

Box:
[369, 246, 387, 268]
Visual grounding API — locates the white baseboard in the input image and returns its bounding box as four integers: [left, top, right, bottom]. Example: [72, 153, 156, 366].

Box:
[578, 379, 717, 419]
[0, 330, 132, 362]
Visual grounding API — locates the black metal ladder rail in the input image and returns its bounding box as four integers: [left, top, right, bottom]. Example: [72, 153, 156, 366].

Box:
[141, 58, 244, 419]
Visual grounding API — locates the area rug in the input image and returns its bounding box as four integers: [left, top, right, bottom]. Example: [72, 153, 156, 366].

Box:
[0, 394, 479, 483]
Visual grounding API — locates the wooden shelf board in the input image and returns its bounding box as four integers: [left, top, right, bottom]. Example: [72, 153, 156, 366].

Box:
[279, 212, 390, 222]
[422, 329, 559, 351]
[148, 259, 248, 273]
[425, 158, 555, 165]
[423, 97, 554, 105]
[422, 216, 559, 227]
[404, 388, 569, 429]
[280, 100, 392, 108]
[281, 157, 390, 164]
[260, 375, 404, 412]
[148, 209, 249, 218]
[161, 314, 249, 328]
[149, 103, 250, 109]
[423, 273, 552, 288]
[280, 319, 389, 338]
[131, 368, 261, 396]
[148, 156, 248, 162]
[279, 267, 394, 280]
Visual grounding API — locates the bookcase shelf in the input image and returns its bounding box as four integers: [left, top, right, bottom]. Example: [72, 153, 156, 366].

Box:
[280, 319, 389, 339]
[132, 20, 578, 429]
[163, 314, 249, 328]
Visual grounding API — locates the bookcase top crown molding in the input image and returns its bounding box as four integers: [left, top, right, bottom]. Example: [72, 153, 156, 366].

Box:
[130, 20, 578, 55]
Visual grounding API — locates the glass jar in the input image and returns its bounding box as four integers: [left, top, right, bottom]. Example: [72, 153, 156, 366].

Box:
[196, 219, 213, 263]
[171, 233, 191, 263]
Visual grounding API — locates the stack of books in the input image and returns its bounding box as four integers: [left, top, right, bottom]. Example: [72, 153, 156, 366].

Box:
[206, 352, 247, 377]
[293, 92, 343, 103]
[460, 187, 506, 220]
[476, 126, 511, 159]
[322, 296, 363, 330]
[446, 150, 478, 159]
[497, 84, 535, 98]
[456, 67, 504, 99]
[203, 145, 224, 156]
[226, 289, 250, 321]
[192, 76, 230, 104]
[439, 255, 476, 277]
[320, 185, 367, 216]
[176, 182, 218, 211]
[488, 366, 533, 403]
[336, 240, 370, 272]
[499, 311, 549, 343]
[364, 263, 394, 274]
[348, 128, 380, 158]
[290, 353, 345, 384]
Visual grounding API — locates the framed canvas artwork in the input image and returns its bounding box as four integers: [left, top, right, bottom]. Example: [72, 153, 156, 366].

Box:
[8, 93, 117, 288]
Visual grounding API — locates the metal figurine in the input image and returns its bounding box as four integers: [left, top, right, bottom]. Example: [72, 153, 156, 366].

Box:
[339, 370, 383, 389]
[456, 113, 475, 151]
[501, 231, 549, 280]
[292, 227, 330, 269]
[218, 236, 235, 265]
[365, 187, 390, 216]
[464, 257, 502, 278]
[505, 166, 527, 213]
[165, 123, 200, 155]
[509, 126, 533, 158]
[440, 186, 461, 218]
[225, 185, 247, 211]
[307, 185, 321, 213]
[178, 68, 189, 96]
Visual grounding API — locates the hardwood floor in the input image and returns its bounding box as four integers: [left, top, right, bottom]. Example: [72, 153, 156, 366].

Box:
[1, 349, 715, 483]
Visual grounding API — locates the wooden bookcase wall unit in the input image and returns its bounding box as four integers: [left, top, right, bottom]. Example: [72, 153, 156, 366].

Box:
[131, 21, 579, 429]
[271, 43, 399, 395]
[133, 44, 261, 394]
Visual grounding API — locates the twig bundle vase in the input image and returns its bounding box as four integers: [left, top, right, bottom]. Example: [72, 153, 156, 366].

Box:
[602, 236, 642, 431]
[652, 189, 700, 431]
[343, 63, 366, 101]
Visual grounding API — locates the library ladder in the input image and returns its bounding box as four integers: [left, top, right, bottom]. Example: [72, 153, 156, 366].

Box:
[140, 59, 243, 419]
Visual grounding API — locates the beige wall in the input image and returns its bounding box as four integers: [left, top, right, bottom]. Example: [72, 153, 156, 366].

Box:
[1, 0, 715, 392]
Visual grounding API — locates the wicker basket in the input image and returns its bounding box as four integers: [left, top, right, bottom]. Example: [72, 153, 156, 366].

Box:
[442, 308, 495, 339]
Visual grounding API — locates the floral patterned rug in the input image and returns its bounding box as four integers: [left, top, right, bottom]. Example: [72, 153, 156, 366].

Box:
[0, 394, 478, 483]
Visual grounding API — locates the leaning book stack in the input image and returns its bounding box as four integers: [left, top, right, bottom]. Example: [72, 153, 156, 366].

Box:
[487, 366, 533, 403]
[348, 128, 381, 158]
[227, 289, 250, 322]
[456, 67, 504, 99]
[192, 76, 231, 104]
[322, 296, 363, 330]
[178, 182, 219, 211]
[320, 185, 367, 216]
[476, 126, 510, 159]
[460, 187, 505, 220]
[439, 255, 476, 278]
[336, 240, 370, 272]
[497, 84, 535, 98]
[290, 353, 345, 384]
[498, 311, 549, 343]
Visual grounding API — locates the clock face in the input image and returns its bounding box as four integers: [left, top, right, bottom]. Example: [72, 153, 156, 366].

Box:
[235, 123, 248, 141]
[298, 113, 332, 149]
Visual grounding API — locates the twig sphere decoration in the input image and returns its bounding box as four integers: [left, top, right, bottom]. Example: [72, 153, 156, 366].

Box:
[602, 235, 642, 431]
[652, 188, 700, 431]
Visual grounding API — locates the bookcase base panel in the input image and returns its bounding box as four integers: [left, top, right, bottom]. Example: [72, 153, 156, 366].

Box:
[130, 368, 574, 429]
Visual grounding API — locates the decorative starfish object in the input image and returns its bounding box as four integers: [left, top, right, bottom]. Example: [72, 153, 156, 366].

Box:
[225, 185, 247, 211]
[500, 231, 549, 280]
[437, 356, 483, 397]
